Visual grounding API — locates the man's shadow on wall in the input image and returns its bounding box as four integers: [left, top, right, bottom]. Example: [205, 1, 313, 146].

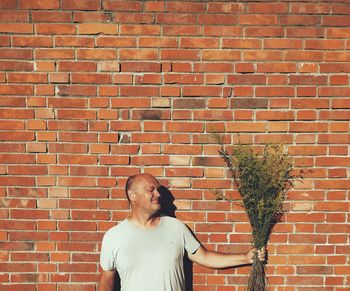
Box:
[113, 185, 194, 291]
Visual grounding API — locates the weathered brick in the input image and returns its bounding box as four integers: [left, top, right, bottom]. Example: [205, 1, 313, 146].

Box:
[231, 98, 268, 109]
[132, 110, 170, 120]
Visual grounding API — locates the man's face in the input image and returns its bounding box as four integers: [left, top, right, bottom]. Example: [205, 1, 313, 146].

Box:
[131, 175, 161, 214]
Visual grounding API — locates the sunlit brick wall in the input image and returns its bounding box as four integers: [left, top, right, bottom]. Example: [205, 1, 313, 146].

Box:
[0, 0, 349, 290]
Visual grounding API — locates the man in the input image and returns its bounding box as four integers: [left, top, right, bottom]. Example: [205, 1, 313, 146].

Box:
[98, 173, 266, 291]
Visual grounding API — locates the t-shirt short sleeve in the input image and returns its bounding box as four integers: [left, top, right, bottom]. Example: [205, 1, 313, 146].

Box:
[182, 223, 201, 254]
[100, 230, 115, 271]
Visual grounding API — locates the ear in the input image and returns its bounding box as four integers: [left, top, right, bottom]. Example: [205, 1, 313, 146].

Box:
[128, 191, 136, 203]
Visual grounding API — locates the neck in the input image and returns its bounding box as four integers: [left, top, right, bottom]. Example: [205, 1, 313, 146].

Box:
[128, 211, 160, 229]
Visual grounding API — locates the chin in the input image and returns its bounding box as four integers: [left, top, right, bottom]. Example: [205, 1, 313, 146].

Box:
[152, 204, 161, 211]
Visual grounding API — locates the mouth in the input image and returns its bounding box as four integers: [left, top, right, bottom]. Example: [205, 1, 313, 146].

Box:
[151, 198, 160, 204]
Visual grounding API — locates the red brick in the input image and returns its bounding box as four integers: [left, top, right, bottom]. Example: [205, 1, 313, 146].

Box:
[164, 145, 202, 155]
[203, 26, 242, 37]
[166, 122, 204, 133]
[57, 110, 96, 120]
[32, 11, 71, 22]
[57, 85, 97, 96]
[77, 49, 116, 60]
[0, 61, 33, 71]
[120, 25, 160, 35]
[62, 0, 100, 10]
[0, 108, 34, 118]
[228, 74, 266, 85]
[173, 99, 206, 109]
[121, 62, 160, 72]
[222, 39, 261, 49]
[161, 85, 180, 95]
[161, 49, 199, 60]
[164, 74, 203, 84]
[96, 37, 134, 48]
[120, 49, 157, 60]
[239, 14, 278, 25]
[96, 155, 129, 166]
[72, 73, 110, 84]
[291, 99, 329, 109]
[54, 37, 93, 48]
[58, 61, 96, 72]
[182, 86, 221, 97]
[73, 11, 113, 23]
[286, 27, 324, 38]
[143, 1, 164, 11]
[156, 14, 196, 25]
[0, 35, 10, 46]
[78, 23, 118, 34]
[194, 110, 232, 121]
[244, 50, 283, 61]
[285, 50, 324, 61]
[132, 156, 169, 166]
[132, 109, 170, 120]
[35, 24, 75, 35]
[203, 50, 240, 61]
[181, 37, 219, 49]
[35, 49, 74, 60]
[0, 0, 16, 9]
[226, 122, 265, 132]
[0, 11, 28, 22]
[198, 14, 238, 25]
[12, 36, 53, 47]
[319, 111, 350, 120]
[290, 122, 328, 132]
[245, 26, 283, 37]
[131, 133, 169, 143]
[207, 2, 243, 13]
[280, 15, 320, 26]
[166, 2, 205, 13]
[114, 12, 153, 24]
[120, 86, 158, 97]
[0, 120, 24, 130]
[8, 73, 48, 84]
[248, 3, 288, 14]
[103, 0, 141, 11]
[291, 4, 330, 14]
[0, 49, 32, 60]
[19, 0, 59, 9]
[206, 75, 225, 85]
[111, 98, 150, 108]
[0, 23, 33, 34]
[257, 63, 296, 73]
[256, 87, 294, 97]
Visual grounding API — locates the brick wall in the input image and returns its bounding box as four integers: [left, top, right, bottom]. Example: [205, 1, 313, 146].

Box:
[0, 0, 349, 290]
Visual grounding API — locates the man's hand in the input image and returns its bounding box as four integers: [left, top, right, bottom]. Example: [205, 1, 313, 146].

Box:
[247, 246, 267, 264]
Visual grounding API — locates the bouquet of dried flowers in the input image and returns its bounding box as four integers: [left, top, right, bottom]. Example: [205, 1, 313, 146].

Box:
[214, 134, 299, 291]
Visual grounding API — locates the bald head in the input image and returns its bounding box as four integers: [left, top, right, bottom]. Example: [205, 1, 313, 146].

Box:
[125, 173, 158, 202]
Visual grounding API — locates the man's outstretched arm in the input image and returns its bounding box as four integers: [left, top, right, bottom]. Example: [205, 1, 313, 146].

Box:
[97, 269, 116, 291]
[188, 246, 265, 269]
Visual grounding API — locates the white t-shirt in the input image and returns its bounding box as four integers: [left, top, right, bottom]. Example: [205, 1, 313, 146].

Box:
[100, 215, 201, 291]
